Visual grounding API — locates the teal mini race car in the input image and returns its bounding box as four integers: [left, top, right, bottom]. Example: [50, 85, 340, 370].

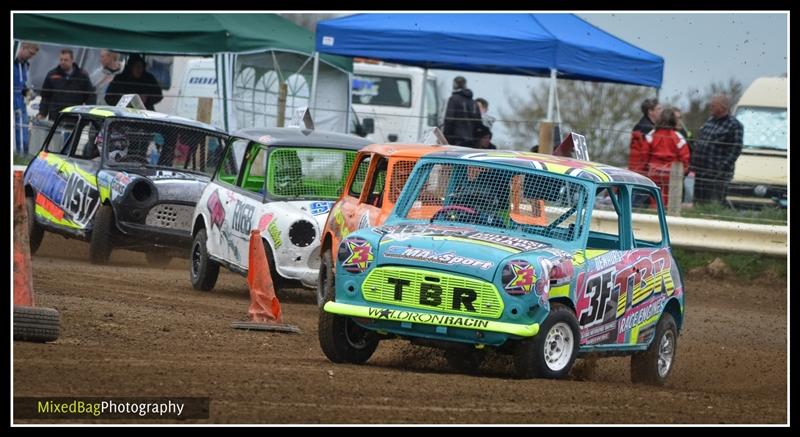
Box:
[319, 149, 685, 384]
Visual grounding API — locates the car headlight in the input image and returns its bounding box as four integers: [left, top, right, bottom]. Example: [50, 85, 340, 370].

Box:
[338, 237, 374, 273]
[501, 260, 537, 296]
[754, 185, 768, 197]
[289, 219, 315, 247]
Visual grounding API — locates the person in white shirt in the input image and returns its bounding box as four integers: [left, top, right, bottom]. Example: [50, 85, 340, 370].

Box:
[90, 49, 123, 105]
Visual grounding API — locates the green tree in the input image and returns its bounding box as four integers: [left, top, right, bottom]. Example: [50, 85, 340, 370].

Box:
[501, 79, 653, 167]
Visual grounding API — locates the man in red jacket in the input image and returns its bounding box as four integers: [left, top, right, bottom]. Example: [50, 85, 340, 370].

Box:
[628, 98, 662, 208]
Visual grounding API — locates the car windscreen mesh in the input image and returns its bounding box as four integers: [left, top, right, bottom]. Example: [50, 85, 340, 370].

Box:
[399, 162, 588, 242]
[266, 147, 358, 200]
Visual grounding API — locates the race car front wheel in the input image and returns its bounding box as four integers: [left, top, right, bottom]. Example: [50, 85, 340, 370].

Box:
[190, 228, 219, 291]
[26, 196, 44, 255]
[89, 204, 114, 264]
[514, 303, 579, 379]
[631, 313, 678, 386]
[316, 248, 334, 308]
[318, 310, 379, 364]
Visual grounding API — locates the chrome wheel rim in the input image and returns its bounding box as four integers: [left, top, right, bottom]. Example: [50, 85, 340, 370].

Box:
[657, 330, 675, 378]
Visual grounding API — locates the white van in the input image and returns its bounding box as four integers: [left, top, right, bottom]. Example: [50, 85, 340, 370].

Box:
[350, 60, 440, 143]
[174, 58, 225, 129]
[727, 76, 787, 208]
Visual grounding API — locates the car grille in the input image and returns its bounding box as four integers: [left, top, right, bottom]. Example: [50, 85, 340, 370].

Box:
[145, 204, 194, 230]
[362, 266, 504, 319]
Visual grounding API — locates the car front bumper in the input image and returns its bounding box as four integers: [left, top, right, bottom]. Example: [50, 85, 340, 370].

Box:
[323, 301, 539, 338]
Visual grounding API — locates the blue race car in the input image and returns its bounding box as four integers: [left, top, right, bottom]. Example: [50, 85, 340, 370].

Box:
[319, 149, 685, 384]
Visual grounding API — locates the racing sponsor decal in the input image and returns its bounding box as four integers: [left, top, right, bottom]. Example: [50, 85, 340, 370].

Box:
[35, 192, 64, 221]
[60, 172, 100, 227]
[257, 213, 274, 232]
[617, 295, 667, 334]
[339, 238, 374, 273]
[110, 172, 131, 197]
[367, 307, 489, 329]
[310, 201, 334, 216]
[268, 221, 282, 249]
[502, 260, 536, 295]
[26, 158, 67, 206]
[384, 246, 494, 270]
[358, 211, 371, 230]
[207, 189, 225, 229]
[231, 199, 255, 235]
[374, 224, 550, 252]
[574, 248, 680, 346]
[331, 204, 351, 239]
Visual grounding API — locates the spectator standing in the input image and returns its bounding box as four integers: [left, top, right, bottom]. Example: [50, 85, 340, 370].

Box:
[37, 49, 96, 121]
[443, 76, 482, 146]
[105, 54, 163, 110]
[13, 42, 39, 156]
[627, 97, 663, 175]
[464, 124, 497, 149]
[475, 97, 496, 130]
[644, 108, 691, 208]
[690, 94, 744, 205]
[90, 49, 123, 105]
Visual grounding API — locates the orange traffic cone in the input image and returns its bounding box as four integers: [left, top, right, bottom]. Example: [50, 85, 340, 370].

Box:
[14, 170, 60, 343]
[13, 171, 34, 307]
[231, 230, 300, 334]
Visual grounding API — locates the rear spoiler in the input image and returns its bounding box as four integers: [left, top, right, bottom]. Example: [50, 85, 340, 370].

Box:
[553, 132, 589, 161]
[115, 94, 147, 110]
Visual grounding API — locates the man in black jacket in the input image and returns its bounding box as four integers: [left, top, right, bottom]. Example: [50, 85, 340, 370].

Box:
[443, 76, 482, 146]
[37, 49, 96, 121]
[105, 54, 163, 110]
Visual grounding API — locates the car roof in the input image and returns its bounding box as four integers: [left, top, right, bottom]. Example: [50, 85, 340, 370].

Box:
[359, 143, 472, 158]
[61, 105, 226, 133]
[234, 127, 372, 151]
[422, 149, 657, 187]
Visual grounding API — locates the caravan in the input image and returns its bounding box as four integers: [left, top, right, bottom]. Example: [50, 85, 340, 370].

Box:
[727, 76, 787, 208]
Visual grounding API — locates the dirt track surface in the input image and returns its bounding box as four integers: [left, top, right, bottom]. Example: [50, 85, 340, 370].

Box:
[14, 234, 787, 424]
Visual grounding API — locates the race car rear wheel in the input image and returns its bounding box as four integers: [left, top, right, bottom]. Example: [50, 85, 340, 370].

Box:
[89, 204, 114, 264]
[190, 229, 219, 291]
[631, 313, 677, 386]
[318, 310, 379, 364]
[316, 248, 334, 308]
[514, 303, 579, 379]
[26, 196, 44, 255]
[145, 251, 172, 268]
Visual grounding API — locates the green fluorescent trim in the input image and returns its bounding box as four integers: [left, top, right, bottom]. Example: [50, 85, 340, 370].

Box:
[324, 301, 539, 337]
[549, 284, 570, 299]
[35, 205, 80, 229]
[89, 108, 115, 117]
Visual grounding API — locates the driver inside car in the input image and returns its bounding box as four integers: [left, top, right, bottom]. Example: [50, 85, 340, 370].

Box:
[440, 167, 512, 226]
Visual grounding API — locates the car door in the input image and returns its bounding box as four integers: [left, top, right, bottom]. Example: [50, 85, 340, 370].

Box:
[337, 152, 373, 235]
[204, 137, 249, 265]
[574, 184, 632, 347]
[357, 155, 389, 230]
[58, 117, 104, 229]
[227, 142, 269, 270]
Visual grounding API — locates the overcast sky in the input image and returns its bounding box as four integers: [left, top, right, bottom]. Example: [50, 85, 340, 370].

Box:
[427, 12, 788, 144]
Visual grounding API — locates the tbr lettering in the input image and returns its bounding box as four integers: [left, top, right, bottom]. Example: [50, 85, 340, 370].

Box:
[387, 277, 477, 312]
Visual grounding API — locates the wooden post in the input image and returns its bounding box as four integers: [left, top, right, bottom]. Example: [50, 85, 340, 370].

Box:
[538, 121, 554, 154]
[668, 162, 684, 215]
[196, 97, 213, 124]
[195, 97, 213, 171]
[276, 82, 288, 128]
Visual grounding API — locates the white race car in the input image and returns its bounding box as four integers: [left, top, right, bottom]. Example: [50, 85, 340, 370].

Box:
[189, 126, 371, 291]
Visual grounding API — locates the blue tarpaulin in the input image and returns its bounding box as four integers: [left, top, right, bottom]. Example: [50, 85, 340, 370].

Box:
[316, 13, 664, 88]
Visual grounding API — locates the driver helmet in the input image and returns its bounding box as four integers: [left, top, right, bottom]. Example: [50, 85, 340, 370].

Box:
[107, 131, 129, 161]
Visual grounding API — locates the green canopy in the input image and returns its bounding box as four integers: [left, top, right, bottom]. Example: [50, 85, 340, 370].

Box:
[13, 13, 351, 71]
